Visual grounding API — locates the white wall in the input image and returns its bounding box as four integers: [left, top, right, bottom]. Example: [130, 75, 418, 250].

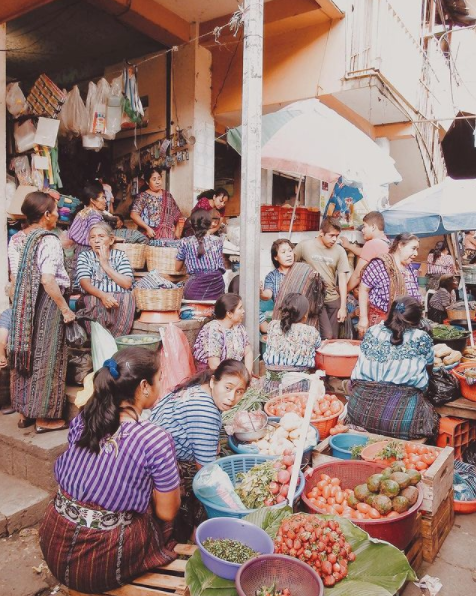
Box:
[0, 24, 7, 311]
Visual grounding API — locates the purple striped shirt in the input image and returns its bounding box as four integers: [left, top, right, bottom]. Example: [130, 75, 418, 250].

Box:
[361, 258, 421, 312]
[176, 235, 224, 274]
[54, 414, 180, 513]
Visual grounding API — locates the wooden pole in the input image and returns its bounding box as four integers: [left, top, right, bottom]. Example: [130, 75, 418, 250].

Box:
[240, 0, 264, 370]
[0, 25, 8, 312]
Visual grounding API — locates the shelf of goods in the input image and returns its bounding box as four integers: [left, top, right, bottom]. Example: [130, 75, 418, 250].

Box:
[312, 431, 455, 563]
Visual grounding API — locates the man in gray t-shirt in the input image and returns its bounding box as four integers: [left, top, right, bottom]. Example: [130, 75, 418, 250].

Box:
[294, 218, 350, 339]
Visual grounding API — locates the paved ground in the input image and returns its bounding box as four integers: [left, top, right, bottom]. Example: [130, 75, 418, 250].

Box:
[0, 515, 474, 596]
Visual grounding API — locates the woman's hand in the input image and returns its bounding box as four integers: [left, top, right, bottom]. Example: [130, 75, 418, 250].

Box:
[357, 317, 369, 338]
[337, 306, 347, 323]
[145, 226, 156, 239]
[100, 293, 119, 309]
[62, 309, 76, 324]
[98, 244, 110, 267]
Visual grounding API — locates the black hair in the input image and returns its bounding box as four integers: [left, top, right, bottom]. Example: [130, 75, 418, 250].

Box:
[21, 192, 56, 224]
[81, 181, 104, 207]
[144, 166, 163, 185]
[384, 296, 423, 346]
[173, 358, 250, 394]
[197, 189, 215, 201]
[321, 217, 341, 234]
[190, 209, 212, 257]
[389, 233, 419, 254]
[363, 211, 385, 231]
[214, 293, 242, 320]
[115, 213, 125, 223]
[76, 347, 159, 454]
[279, 293, 309, 333]
[271, 239, 294, 269]
[430, 240, 448, 264]
[214, 187, 230, 199]
[228, 275, 240, 294]
[438, 274, 456, 291]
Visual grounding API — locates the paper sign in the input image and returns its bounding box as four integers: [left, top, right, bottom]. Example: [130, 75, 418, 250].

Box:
[32, 155, 49, 170]
[34, 117, 60, 147]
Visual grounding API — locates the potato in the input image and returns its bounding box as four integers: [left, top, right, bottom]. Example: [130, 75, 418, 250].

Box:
[434, 344, 452, 358]
[443, 351, 462, 365]
[434, 357, 443, 366]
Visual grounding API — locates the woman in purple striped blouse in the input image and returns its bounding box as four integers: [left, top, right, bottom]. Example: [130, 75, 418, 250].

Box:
[39, 347, 181, 594]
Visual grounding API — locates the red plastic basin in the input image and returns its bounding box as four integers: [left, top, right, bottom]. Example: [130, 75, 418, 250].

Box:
[303, 461, 423, 550]
[315, 340, 361, 377]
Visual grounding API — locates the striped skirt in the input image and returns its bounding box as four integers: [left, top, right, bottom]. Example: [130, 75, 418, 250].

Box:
[80, 292, 136, 338]
[10, 288, 67, 419]
[347, 379, 439, 441]
[39, 498, 177, 593]
[183, 270, 225, 301]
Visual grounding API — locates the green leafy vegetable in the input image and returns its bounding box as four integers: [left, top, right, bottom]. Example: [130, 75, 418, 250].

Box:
[221, 387, 268, 425]
[185, 550, 237, 596]
[244, 506, 293, 538]
[432, 324, 468, 340]
[375, 441, 405, 461]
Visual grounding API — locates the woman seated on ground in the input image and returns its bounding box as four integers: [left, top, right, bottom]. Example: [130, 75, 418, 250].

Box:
[76, 222, 135, 337]
[176, 209, 225, 301]
[348, 296, 438, 441]
[427, 240, 456, 290]
[193, 293, 253, 374]
[39, 347, 181, 594]
[263, 293, 321, 396]
[149, 359, 250, 541]
[428, 274, 458, 324]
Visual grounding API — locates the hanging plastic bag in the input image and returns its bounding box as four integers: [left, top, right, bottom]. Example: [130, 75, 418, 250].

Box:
[11, 156, 32, 185]
[14, 120, 37, 153]
[90, 321, 118, 372]
[121, 66, 144, 129]
[67, 352, 93, 385]
[427, 368, 459, 406]
[65, 321, 88, 348]
[156, 324, 196, 400]
[91, 78, 110, 135]
[105, 75, 123, 138]
[85, 81, 97, 133]
[59, 86, 89, 137]
[6, 82, 28, 117]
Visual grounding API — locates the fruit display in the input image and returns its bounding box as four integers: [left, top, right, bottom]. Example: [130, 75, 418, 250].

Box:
[274, 513, 355, 587]
[235, 451, 300, 508]
[306, 463, 421, 520]
[265, 393, 343, 420]
[249, 413, 317, 456]
[329, 424, 349, 436]
[362, 440, 439, 472]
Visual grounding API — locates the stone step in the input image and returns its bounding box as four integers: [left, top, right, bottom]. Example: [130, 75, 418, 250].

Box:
[0, 471, 50, 537]
[0, 413, 68, 493]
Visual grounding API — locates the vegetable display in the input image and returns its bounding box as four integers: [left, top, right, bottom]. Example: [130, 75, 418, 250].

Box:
[329, 424, 349, 436]
[202, 538, 258, 564]
[273, 513, 355, 586]
[249, 413, 316, 456]
[235, 452, 299, 508]
[222, 387, 268, 425]
[255, 586, 291, 596]
[365, 440, 438, 472]
[265, 393, 343, 420]
[432, 324, 468, 340]
[118, 335, 158, 344]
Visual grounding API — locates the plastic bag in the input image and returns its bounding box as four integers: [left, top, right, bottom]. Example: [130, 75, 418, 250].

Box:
[14, 120, 37, 153]
[193, 464, 245, 510]
[6, 82, 28, 117]
[65, 321, 88, 348]
[463, 443, 476, 466]
[90, 321, 118, 371]
[156, 324, 196, 400]
[67, 352, 93, 385]
[427, 368, 459, 406]
[11, 156, 32, 185]
[91, 78, 110, 135]
[105, 75, 123, 138]
[59, 86, 89, 137]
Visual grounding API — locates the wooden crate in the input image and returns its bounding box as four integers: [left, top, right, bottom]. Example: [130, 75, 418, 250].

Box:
[312, 432, 454, 515]
[405, 513, 423, 572]
[69, 543, 196, 596]
[421, 489, 454, 563]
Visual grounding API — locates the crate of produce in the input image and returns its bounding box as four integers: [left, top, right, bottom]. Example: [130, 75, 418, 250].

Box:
[421, 489, 454, 563]
[437, 416, 470, 460]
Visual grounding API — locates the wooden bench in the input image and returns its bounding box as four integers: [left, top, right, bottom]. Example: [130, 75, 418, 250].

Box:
[436, 396, 476, 421]
[70, 544, 195, 596]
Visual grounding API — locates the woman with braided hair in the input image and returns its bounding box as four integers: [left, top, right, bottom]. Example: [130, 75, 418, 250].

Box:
[176, 209, 225, 300]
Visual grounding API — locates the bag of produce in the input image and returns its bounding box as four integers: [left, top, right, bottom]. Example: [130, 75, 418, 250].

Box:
[65, 321, 88, 348]
[90, 321, 118, 371]
[194, 463, 245, 510]
[427, 367, 459, 406]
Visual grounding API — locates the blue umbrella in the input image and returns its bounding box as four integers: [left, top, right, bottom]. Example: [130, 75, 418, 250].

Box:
[381, 177, 476, 237]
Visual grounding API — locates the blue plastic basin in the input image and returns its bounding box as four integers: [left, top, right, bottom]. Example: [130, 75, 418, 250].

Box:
[329, 433, 369, 460]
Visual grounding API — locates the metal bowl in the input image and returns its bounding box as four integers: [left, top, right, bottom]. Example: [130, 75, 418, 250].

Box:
[233, 412, 268, 442]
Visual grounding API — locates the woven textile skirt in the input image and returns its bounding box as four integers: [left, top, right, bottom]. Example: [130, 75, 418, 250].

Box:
[368, 303, 388, 327]
[183, 270, 225, 301]
[80, 292, 136, 338]
[347, 379, 439, 441]
[39, 496, 177, 594]
[11, 288, 67, 419]
[173, 460, 206, 543]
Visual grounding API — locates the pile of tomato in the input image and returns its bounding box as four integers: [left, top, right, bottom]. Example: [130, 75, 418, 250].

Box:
[265, 394, 343, 420]
[305, 474, 401, 520]
[274, 513, 355, 587]
[402, 443, 437, 472]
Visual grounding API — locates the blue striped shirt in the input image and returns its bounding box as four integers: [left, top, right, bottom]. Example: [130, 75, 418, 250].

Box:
[264, 269, 285, 301]
[176, 235, 224, 275]
[149, 386, 221, 466]
[76, 249, 134, 293]
[351, 324, 434, 390]
[54, 415, 180, 513]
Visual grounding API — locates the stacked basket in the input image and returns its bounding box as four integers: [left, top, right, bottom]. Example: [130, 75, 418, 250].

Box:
[113, 243, 146, 269]
[146, 245, 185, 274]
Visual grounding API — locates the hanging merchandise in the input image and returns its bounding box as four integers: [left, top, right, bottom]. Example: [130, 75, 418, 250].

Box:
[59, 85, 89, 138]
[6, 82, 28, 117]
[92, 78, 110, 135]
[11, 156, 33, 186]
[83, 81, 104, 150]
[34, 117, 61, 148]
[105, 75, 123, 137]
[121, 65, 144, 130]
[27, 74, 66, 119]
[85, 81, 97, 131]
[13, 119, 37, 153]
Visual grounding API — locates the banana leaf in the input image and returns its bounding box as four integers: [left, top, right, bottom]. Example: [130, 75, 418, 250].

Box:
[185, 511, 418, 596]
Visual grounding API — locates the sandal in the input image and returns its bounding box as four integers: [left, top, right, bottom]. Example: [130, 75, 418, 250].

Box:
[35, 419, 68, 434]
[18, 417, 35, 428]
[2, 407, 15, 415]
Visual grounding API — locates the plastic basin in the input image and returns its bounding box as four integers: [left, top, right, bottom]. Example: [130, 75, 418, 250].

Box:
[329, 433, 369, 460]
[115, 334, 161, 351]
[196, 517, 274, 580]
[315, 340, 361, 377]
[302, 461, 423, 550]
[235, 554, 323, 596]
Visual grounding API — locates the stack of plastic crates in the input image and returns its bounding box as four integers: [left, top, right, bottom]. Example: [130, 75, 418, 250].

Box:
[260, 205, 281, 232]
[279, 207, 308, 232]
[436, 417, 471, 460]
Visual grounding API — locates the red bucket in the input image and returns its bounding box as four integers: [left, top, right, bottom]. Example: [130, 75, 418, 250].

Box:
[303, 461, 423, 550]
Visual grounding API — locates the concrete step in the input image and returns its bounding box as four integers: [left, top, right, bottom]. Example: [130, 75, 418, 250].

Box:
[0, 413, 68, 493]
[0, 471, 50, 537]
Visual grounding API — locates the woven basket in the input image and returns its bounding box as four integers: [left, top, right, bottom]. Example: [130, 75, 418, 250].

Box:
[447, 307, 476, 321]
[146, 246, 184, 273]
[133, 287, 183, 312]
[113, 243, 146, 269]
